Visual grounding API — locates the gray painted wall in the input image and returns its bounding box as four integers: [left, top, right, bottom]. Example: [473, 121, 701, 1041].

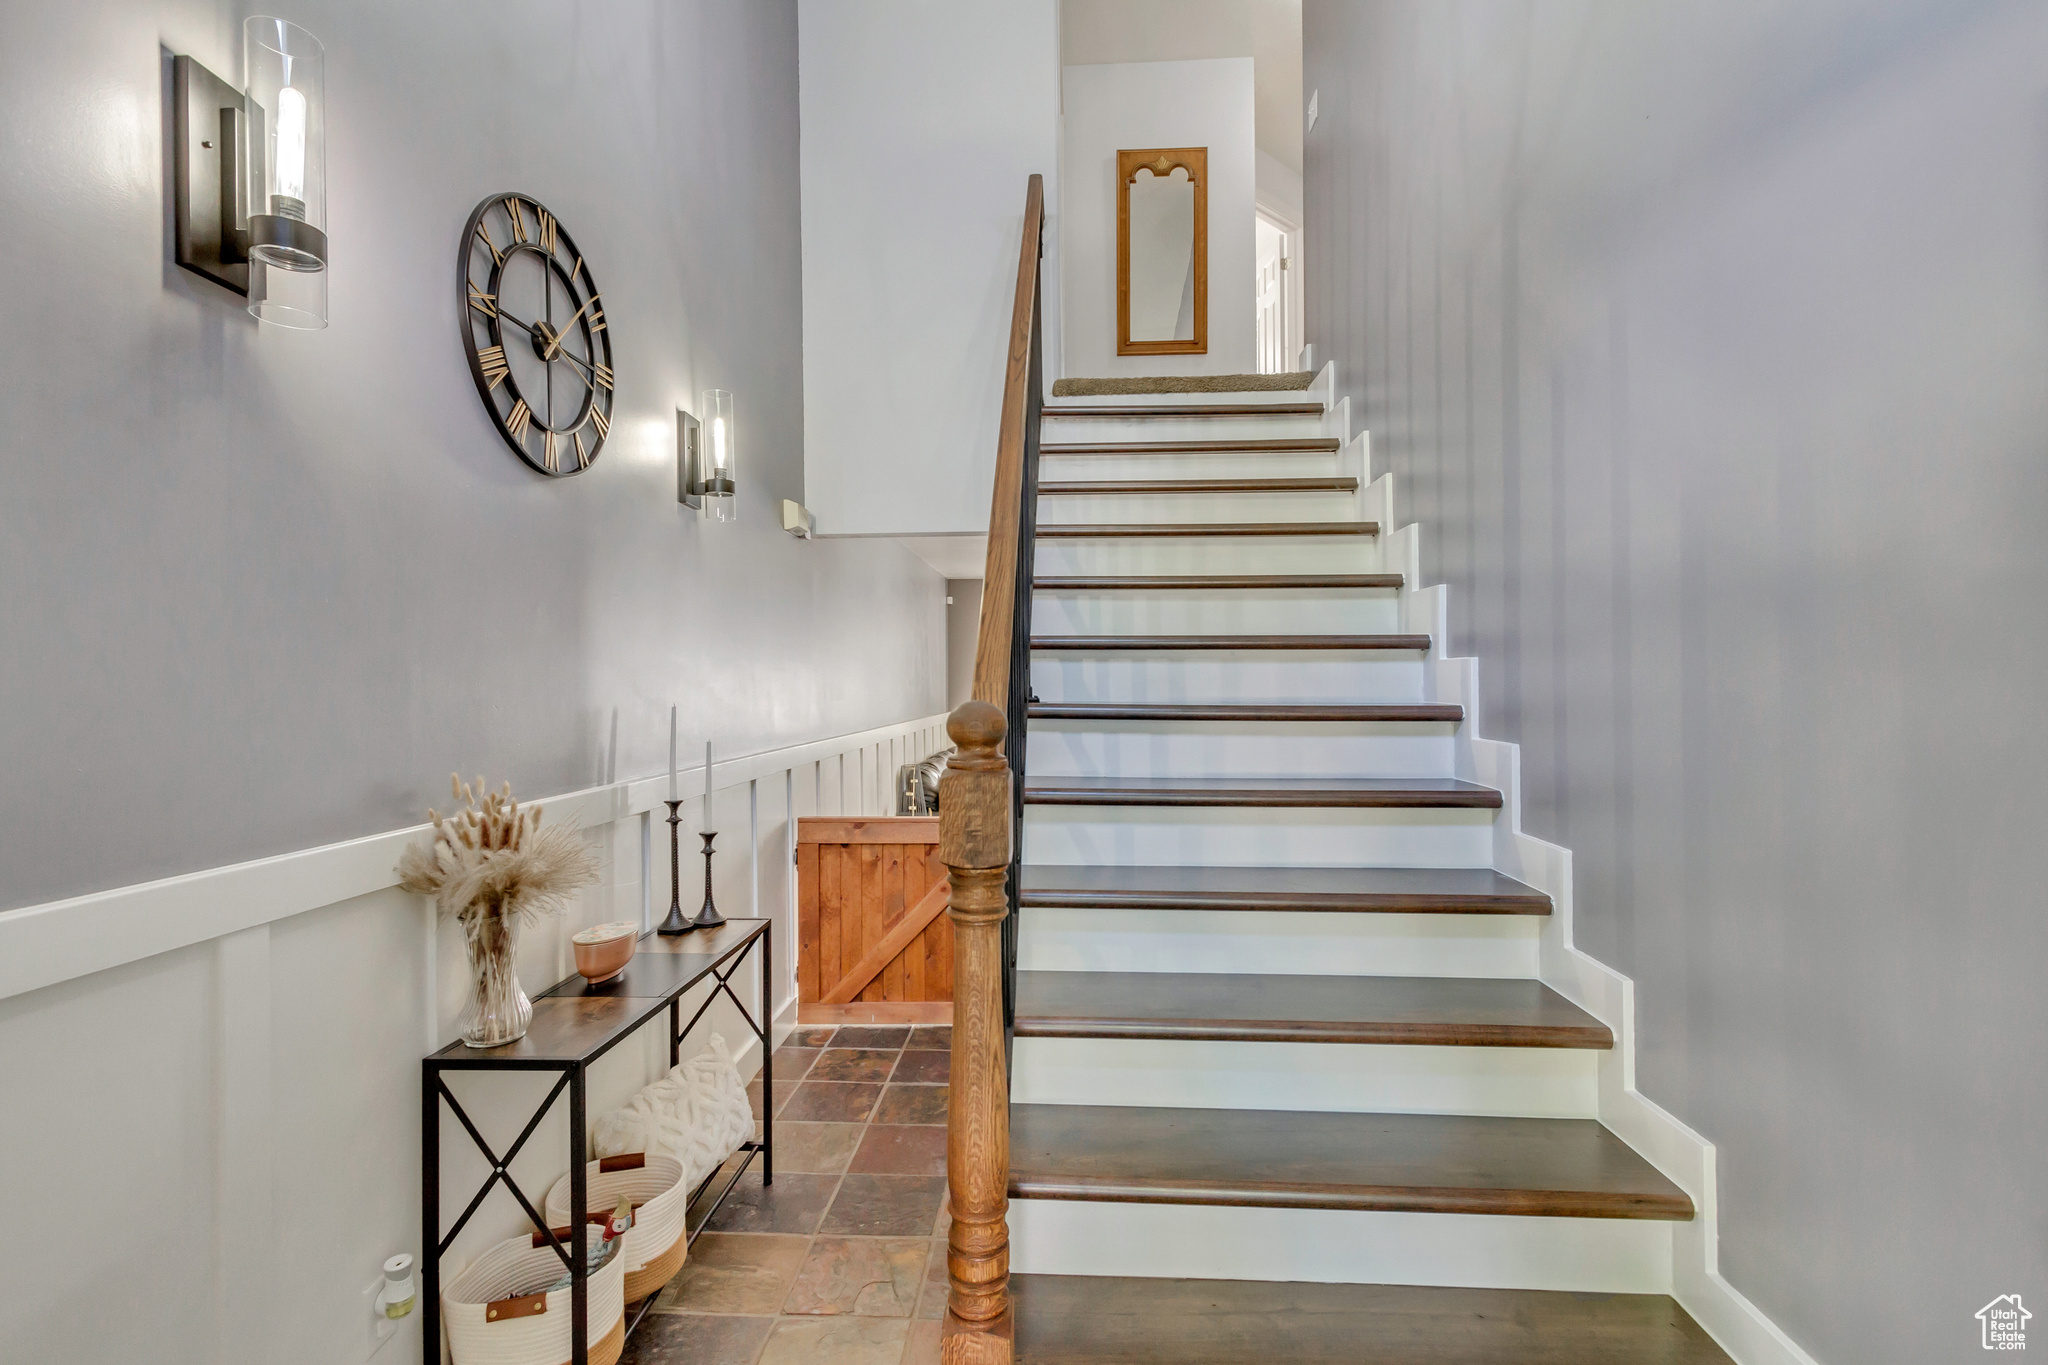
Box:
[1305, 3, 2047, 1359]
[947, 578, 985, 711]
[0, 0, 945, 913]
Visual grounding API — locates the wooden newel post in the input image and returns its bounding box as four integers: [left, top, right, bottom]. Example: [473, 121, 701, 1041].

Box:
[938, 700, 1015, 1364]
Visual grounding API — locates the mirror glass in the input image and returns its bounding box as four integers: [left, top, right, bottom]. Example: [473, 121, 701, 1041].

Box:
[1126, 167, 1196, 343]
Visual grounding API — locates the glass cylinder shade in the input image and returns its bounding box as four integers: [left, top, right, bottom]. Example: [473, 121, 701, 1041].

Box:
[243, 17, 327, 328]
[698, 389, 737, 521]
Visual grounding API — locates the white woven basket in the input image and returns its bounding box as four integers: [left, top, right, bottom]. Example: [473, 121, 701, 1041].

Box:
[442, 1231, 626, 1365]
[544, 1153, 690, 1303]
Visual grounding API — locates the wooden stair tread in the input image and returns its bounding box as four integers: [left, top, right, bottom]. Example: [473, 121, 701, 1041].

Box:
[1037, 477, 1359, 495]
[1028, 703, 1463, 722]
[1031, 633, 1430, 651]
[1014, 972, 1611, 1048]
[1008, 1106, 1695, 1219]
[1042, 437, 1343, 455]
[1018, 864, 1552, 914]
[1010, 1274, 1736, 1364]
[1022, 776, 1503, 809]
[1041, 403, 1328, 419]
[1036, 521, 1377, 538]
[1033, 573, 1404, 590]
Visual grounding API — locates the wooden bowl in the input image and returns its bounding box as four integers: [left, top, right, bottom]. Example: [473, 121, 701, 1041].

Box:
[572, 922, 639, 985]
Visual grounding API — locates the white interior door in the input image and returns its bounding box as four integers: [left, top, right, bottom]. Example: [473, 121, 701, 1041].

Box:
[1254, 212, 1295, 373]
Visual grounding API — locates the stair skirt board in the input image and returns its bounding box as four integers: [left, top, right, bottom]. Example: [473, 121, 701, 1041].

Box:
[1022, 806, 1498, 869]
[1011, 1037, 1599, 1118]
[1009, 1200, 1673, 1295]
[1017, 908, 1543, 979]
[1031, 655, 1429, 705]
[1024, 723, 1457, 781]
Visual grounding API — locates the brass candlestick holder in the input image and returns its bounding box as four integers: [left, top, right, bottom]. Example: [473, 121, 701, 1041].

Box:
[658, 800, 695, 935]
[695, 831, 725, 929]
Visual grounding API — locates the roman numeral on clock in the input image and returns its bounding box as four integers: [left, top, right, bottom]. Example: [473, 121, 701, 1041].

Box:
[503, 197, 527, 243]
[592, 361, 613, 391]
[588, 405, 608, 440]
[536, 210, 556, 253]
[477, 345, 510, 389]
[574, 432, 590, 469]
[474, 223, 502, 266]
[467, 283, 497, 318]
[506, 398, 532, 441]
[543, 430, 559, 473]
[586, 302, 605, 335]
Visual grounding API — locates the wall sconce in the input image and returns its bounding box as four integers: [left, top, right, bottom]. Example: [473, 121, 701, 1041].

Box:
[688, 389, 737, 521]
[676, 408, 702, 510]
[172, 17, 328, 329]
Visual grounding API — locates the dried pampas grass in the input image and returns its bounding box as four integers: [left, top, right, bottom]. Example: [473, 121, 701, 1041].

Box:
[397, 774, 600, 927]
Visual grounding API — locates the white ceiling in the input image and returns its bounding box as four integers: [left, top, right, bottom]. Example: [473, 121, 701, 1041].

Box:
[1062, 0, 1302, 173]
[894, 535, 992, 580]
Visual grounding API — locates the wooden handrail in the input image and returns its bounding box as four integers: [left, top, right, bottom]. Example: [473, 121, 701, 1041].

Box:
[970, 173, 1046, 707]
[939, 173, 1043, 1365]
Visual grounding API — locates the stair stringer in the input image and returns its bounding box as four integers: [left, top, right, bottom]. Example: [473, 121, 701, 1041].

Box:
[1372, 445, 1820, 1365]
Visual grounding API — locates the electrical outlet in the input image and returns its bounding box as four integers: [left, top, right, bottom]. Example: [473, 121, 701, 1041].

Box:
[1306, 88, 1319, 133]
[361, 1278, 399, 1354]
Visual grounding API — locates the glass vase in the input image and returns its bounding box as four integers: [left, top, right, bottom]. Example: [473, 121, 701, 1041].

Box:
[460, 905, 533, 1047]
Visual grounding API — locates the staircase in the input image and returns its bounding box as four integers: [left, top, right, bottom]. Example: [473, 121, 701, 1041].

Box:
[994, 376, 1731, 1361]
[932, 179, 1736, 1363]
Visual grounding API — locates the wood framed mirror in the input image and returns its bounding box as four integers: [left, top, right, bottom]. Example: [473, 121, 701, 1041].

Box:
[1117, 146, 1208, 355]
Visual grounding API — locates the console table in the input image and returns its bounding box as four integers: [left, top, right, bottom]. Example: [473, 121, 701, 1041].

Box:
[421, 917, 774, 1365]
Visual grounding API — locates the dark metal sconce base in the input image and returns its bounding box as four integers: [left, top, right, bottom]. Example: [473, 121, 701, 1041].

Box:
[676, 410, 703, 509]
[172, 54, 253, 296]
[658, 800, 696, 935]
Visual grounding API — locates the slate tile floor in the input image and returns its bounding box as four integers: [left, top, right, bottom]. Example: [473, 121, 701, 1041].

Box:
[624, 1024, 952, 1365]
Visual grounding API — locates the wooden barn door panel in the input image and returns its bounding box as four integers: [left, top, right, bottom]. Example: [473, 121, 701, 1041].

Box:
[797, 817, 952, 1004]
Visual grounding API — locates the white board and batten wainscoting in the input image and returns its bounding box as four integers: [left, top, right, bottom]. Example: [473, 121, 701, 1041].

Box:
[0, 712, 950, 1365]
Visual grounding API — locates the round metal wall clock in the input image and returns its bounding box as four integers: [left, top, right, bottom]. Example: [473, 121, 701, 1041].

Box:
[459, 192, 614, 476]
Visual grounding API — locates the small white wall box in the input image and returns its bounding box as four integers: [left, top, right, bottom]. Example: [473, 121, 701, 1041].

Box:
[781, 500, 815, 539]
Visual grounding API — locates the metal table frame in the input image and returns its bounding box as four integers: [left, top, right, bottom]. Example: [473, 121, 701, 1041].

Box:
[421, 919, 773, 1365]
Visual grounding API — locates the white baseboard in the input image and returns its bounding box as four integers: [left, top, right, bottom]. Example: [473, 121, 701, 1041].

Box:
[734, 993, 802, 1083]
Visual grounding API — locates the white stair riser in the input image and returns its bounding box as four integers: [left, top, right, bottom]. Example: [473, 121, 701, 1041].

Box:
[1038, 492, 1361, 525]
[1041, 451, 1343, 482]
[1017, 907, 1543, 978]
[1031, 590, 1403, 636]
[1025, 722, 1457, 780]
[1031, 654, 1427, 704]
[1021, 806, 1498, 869]
[1041, 416, 1332, 444]
[1036, 538, 1380, 576]
[1047, 387, 1327, 410]
[1010, 1202, 1673, 1294]
[1012, 1037, 1599, 1118]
